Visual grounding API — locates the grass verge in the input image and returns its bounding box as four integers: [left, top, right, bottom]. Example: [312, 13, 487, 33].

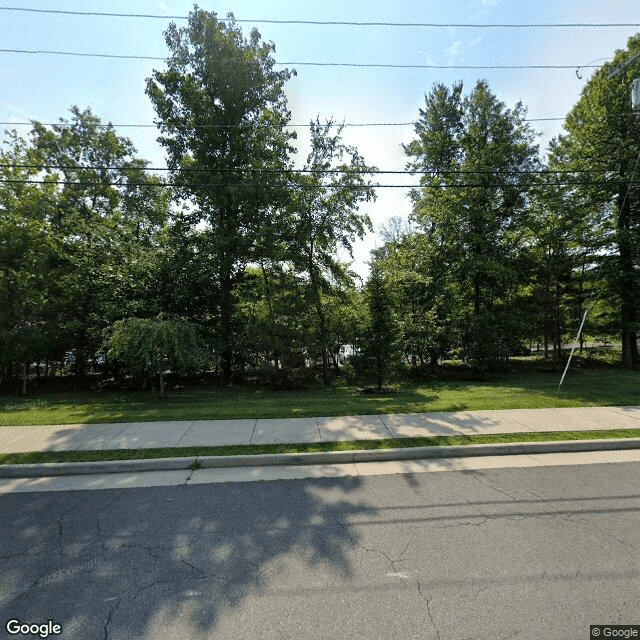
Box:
[2, 369, 640, 426]
[2, 428, 640, 465]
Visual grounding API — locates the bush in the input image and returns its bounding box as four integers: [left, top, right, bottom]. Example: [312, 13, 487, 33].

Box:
[460, 316, 511, 374]
[256, 364, 315, 390]
[340, 362, 357, 384]
[104, 314, 210, 396]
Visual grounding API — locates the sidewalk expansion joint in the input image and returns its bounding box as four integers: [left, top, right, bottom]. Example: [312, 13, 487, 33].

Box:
[174, 420, 196, 447]
[248, 419, 257, 444]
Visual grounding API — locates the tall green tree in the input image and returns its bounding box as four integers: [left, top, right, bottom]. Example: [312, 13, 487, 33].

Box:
[290, 119, 376, 383]
[1, 109, 168, 384]
[522, 179, 604, 366]
[551, 34, 640, 367]
[146, 6, 295, 381]
[0, 132, 63, 390]
[404, 80, 540, 370]
[30, 107, 170, 375]
[363, 264, 399, 391]
[373, 230, 453, 373]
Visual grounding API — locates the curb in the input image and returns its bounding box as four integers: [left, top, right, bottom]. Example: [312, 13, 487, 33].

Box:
[1, 438, 640, 478]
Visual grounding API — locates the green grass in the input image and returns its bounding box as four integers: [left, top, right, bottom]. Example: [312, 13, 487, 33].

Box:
[1, 368, 638, 427]
[1, 428, 639, 465]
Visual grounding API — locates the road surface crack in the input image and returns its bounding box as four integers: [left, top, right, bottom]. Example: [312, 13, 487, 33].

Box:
[0, 570, 47, 608]
[416, 579, 441, 640]
[339, 522, 413, 572]
[103, 598, 121, 640]
[566, 514, 637, 551]
[57, 494, 92, 551]
[133, 576, 181, 599]
[179, 559, 207, 579]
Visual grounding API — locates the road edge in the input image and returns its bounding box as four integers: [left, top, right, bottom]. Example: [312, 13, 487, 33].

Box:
[2, 437, 640, 477]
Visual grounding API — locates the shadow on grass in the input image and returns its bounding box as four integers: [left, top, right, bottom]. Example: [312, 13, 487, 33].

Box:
[1, 369, 639, 426]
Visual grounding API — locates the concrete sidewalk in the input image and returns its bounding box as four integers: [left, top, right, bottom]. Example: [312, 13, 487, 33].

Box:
[1, 405, 640, 454]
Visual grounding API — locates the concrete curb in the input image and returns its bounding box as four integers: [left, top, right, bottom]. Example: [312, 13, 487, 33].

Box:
[1, 438, 640, 478]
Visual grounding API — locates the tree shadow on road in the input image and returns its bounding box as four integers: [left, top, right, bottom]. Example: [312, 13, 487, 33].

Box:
[0, 475, 374, 638]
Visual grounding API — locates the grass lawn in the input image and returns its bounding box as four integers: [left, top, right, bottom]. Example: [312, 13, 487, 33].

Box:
[1, 428, 639, 465]
[0, 367, 638, 426]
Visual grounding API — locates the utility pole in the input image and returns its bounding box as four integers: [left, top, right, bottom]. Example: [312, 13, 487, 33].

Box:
[607, 51, 640, 80]
[632, 78, 640, 110]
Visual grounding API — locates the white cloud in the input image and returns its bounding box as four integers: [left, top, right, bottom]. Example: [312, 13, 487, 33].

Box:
[447, 41, 462, 56]
[445, 36, 483, 58]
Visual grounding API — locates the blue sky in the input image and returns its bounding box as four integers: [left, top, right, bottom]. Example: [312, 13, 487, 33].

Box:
[1, 0, 639, 278]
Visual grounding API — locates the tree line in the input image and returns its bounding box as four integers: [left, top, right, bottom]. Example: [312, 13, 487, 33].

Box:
[1, 8, 638, 393]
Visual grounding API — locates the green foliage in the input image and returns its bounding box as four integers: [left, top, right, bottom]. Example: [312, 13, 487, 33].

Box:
[0, 111, 169, 386]
[146, 7, 296, 381]
[398, 80, 541, 372]
[550, 34, 640, 366]
[105, 314, 210, 395]
[374, 229, 455, 372]
[289, 119, 376, 384]
[460, 314, 512, 374]
[405, 80, 539, 316]
[6, 19, 639, 394]
[362, 265, 400, 390]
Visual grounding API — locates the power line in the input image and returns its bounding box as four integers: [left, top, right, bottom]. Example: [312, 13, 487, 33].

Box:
[1, 7, 639, 28]
[0, 48, 603, 70]
[0, 48, 163, 61]
[0, 163, 625, 176]
[1, 177, 637, 189]
[0, 113, 636, 129]
[0, 120, 406, 128]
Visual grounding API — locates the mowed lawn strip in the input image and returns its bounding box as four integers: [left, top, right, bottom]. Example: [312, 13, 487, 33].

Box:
[1, 428, 640, 465]
[1, 369, 639, 427]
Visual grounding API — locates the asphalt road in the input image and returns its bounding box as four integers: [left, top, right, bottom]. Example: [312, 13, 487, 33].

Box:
[1, 462, 639, 640]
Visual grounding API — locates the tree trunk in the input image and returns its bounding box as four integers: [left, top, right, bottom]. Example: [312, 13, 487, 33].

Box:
[618, 179, 637, 368]
[578, 258, 586, 354]
[474, 277, 481, 317]
[554, 281, 561, 370]
[308, 245, 329, 385]
[75, 348, 87, 378]
[260, 260, 280, 369]
[219, 271, 234, 383]
[21, 362, 27, 395]
[615, 126, 640, 368]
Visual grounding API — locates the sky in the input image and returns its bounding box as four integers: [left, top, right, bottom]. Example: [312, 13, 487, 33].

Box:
[1, 0, 639, 279]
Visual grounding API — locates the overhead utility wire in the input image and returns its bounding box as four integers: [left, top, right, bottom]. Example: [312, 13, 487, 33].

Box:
[0, 114, 635, 129]
[1, 163, 625, 176]
[0, 48, 602, 69]
[1, 177, 637, 189]
[0, 7, 638, 28]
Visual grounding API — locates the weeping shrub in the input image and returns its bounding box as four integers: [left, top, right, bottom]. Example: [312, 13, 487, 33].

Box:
[104, 314, 210, 396]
